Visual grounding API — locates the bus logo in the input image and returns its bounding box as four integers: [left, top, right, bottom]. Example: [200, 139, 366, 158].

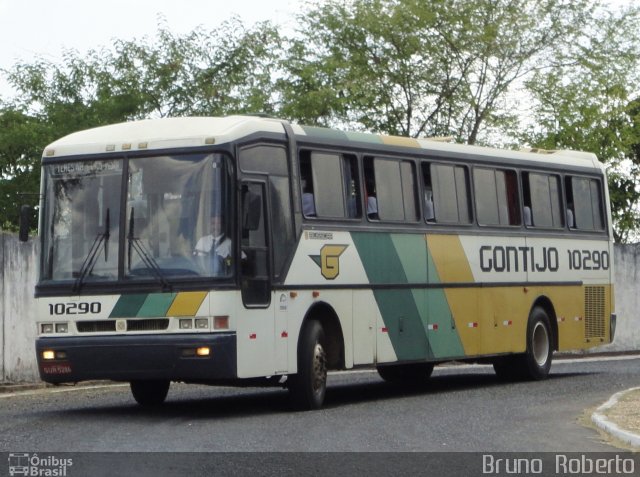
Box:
[310, 245, 348, 280]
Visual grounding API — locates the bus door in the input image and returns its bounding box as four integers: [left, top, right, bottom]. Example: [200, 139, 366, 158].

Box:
[237, 180, 277, 377]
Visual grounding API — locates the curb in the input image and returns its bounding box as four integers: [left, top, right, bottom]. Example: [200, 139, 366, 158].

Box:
[591, 387, 640, 449]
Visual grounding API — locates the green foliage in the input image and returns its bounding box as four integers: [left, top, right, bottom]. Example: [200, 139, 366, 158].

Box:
[1, 2, 640, 241]
[279, 0, 595, 143]
[0, 18, 282, 231]
[522, 4, 640, 242]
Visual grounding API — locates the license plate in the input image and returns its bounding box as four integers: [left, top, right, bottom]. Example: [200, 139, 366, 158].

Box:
[41, 362, 72, 375]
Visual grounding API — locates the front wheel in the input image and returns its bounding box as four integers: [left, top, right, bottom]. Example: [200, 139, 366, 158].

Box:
[288, 320, 327, 410]
[130, 380, 170, 406]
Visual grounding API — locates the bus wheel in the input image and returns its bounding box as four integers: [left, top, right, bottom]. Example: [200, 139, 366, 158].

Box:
[376, 362, 434, 384]
[130, 380, 170, 406]
[523, 306, 553, 380]
[288, 320, 327, 410]
[493, 307, 553, 381]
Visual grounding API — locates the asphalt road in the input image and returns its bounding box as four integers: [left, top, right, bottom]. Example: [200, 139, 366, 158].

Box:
[1, 355, 639, 475]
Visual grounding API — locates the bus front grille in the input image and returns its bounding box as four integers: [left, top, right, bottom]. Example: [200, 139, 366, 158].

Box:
[126, 319, 170, 331]
[585, 286, 606, 339]
[76, 319, 170, 333]
[77, 321, 117, 333]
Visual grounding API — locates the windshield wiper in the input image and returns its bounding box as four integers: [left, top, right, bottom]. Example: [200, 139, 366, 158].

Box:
[127, 208, 172, 291]
[73, 209, 110, 293]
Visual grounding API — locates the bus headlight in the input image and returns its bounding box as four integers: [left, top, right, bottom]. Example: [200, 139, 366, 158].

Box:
[195, 318, 209, 329]
[55, 323, 69, 333]
[41, 323, 54, 334]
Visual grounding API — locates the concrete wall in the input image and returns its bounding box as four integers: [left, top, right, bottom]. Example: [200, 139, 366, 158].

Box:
[0, 232, 638, 383]
[1, 233, 40, 383]
[606, 243, 640, 352]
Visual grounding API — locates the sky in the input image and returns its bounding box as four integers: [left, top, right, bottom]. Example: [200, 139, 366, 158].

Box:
[0, 0, 633, 99]
[0, 0, 298, 97]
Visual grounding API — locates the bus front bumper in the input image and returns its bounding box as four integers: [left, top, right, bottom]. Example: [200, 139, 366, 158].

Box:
[36, 333, 237, 384]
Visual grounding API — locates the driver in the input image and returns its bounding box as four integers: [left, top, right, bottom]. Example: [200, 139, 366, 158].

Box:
[193, 214, 232, 272]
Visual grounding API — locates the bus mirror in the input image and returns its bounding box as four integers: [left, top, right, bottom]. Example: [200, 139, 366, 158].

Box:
[242, 189, 262, 231]
[19, 205, 32, 242]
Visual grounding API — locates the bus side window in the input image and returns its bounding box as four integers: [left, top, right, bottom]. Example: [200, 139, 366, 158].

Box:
[421, 163, 435, 222]
[523, 172, 563, 228]
[365, 157, 418, 222]
[299, 152, 316, 217]
[474, 167, 520, 226]
[426, 162, 472, 224]
[300, 151, 361, 220]
[565, 176, 604, 231]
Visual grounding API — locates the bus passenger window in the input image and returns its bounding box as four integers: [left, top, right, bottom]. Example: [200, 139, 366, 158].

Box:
[523, 172, 563, 228]
[424, 162, 472, 224]
[565, 176, 604, 231]
[299, 151, 362, 220]
[474, 168, 520, 226]
[421, 164, 435, 222]
[365, 157, 418, 222]
[299, 154, 316, 217]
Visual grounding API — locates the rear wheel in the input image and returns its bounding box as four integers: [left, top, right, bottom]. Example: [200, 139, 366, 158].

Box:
[288, 320, 327, 410]
[377, 362, 434, 384]
[130, 380, 170, 406]
[493, 306, 553, 381]
[523, 307, 553, 380]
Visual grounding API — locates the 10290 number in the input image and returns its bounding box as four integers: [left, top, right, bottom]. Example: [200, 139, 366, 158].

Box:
[48, 302, 102, 315]
[567, 249, 610, 271]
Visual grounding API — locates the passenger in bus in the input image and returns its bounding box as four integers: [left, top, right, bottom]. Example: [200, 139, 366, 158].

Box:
[523, 206, 532, 226]
[193, 213, 232, 275]
[424, 189, 435, 222]
[365, 179, 379, 219]
[566, 203, 575, 228]
[301, 179, 316, 217]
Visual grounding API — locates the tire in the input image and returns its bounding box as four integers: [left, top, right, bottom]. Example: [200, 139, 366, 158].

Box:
[376, 362, 434, 384]
[523, 306, 553, 380]
[288, 320, 327, 410]
[493, 306, 553, 381]
[130, 380, 170, 406]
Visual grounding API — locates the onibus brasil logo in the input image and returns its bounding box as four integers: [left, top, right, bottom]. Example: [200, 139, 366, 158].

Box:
[309, 245, 348, 280]
[8, 453, 73, 476]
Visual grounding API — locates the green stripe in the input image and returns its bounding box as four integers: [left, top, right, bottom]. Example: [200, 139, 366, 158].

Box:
[300, 125, 349, 142]
[137, 293, 177, 317]
[352, 232, 433, 360]
[109, 294, 148, 318]
[345, 131, 383, 144]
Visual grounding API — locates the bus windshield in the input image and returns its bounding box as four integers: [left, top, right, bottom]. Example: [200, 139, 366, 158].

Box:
[41, 153, 233, 285]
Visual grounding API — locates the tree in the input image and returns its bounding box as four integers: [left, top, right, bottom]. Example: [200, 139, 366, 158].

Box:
[522, 4, 640, 242]
[0, 18, 282, 230]
[279, 0, 597, 143]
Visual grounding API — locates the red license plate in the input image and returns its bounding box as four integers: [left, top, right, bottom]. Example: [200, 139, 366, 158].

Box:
[41, 362, 72, 375]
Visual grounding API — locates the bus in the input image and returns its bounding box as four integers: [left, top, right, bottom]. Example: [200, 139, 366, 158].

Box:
[24, 115, 616, 409]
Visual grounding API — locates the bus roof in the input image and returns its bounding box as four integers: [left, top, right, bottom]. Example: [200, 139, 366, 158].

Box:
[43, 115, 604, 171]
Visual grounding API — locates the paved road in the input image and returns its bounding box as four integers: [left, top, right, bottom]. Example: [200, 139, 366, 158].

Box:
[1, 355, 639, 455]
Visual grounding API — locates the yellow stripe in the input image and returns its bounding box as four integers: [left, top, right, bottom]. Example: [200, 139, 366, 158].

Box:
[166, 291, 207, 316]
[380, 135, 421, 148]
[427, 235, 474, 283]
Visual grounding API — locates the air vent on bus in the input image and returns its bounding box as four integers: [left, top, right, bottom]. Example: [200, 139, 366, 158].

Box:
[585, 286, 606, 339]
[126, 319, 169, 331]
[77, 321, 117, 333]
[76, 319, 170, 333]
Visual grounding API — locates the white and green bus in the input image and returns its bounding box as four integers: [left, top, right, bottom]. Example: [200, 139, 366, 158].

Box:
[26, 116, 616, 409]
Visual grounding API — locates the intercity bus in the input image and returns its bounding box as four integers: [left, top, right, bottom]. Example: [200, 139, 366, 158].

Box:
[25, 116, 616, 409]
